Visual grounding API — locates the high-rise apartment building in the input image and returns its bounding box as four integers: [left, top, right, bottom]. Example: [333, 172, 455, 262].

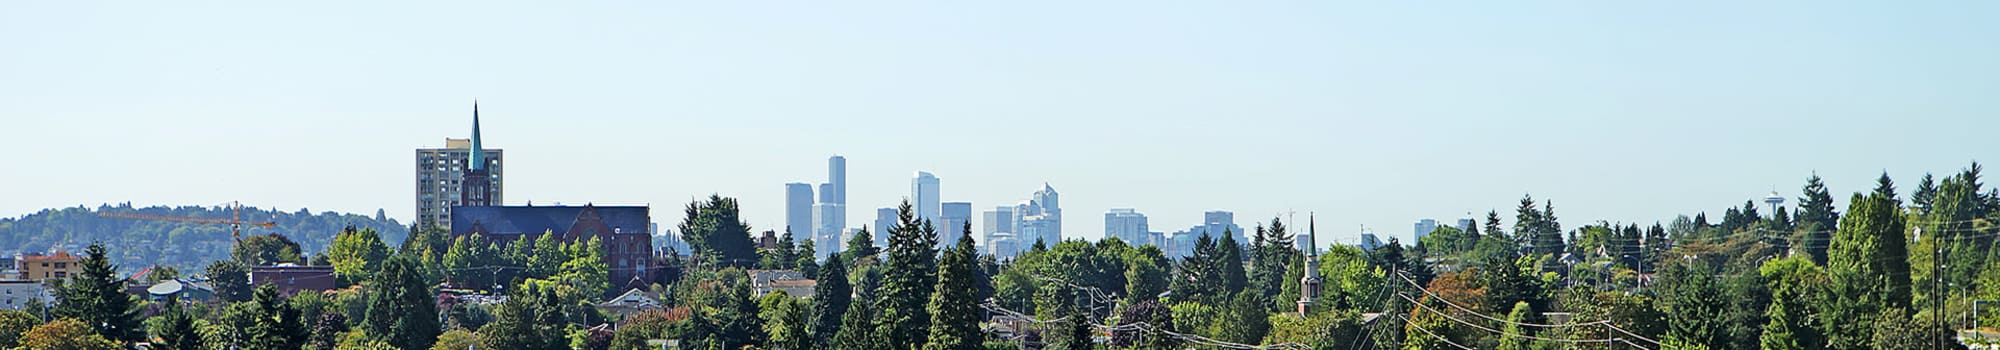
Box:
[1104, 208, 1149, 245]
[911, 171, 940, 226]
[940, 202, 972, 247]
[784, 183, 814, 240]
[415, 104, 503, 228]
[813, 203, 843, 260]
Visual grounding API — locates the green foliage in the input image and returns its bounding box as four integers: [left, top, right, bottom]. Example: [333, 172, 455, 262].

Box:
[875, 201, 938, 345]
[1110, 300, 1176, 349]
[328, 226, 391, 287]
[234, 233, 305, 266]
[0, 204, 405, 272]
[1262, 310, 1362, 350]
[441, 234, 496, 290]
[758, 293, 810, 350]
[845, 226, 881, 264]
[146, 304, 201, 350]
[557, 236, 611, 298]
[246, 284, 310, 350]
[832, 294, 880, 350]
[923, 232, 981, 350]
[1797, 174, 1839, 265]
[810, 256, 851, 345]
[51, 243, 143, 342]
[205, 260, 252, 303]
[16, 318, 121, 350]
[477, 286, 567, 350]
[0, 309, 44, 349]
[1658, 262, 1727, 350]
[1496, 301, 1531, 350]
[428, 329, 478, 350]
[1211, 291, 1269, 345]
[363, 255, 440, 350]
[1248, 218, 1297, 304]
[680, 195, 760, 267]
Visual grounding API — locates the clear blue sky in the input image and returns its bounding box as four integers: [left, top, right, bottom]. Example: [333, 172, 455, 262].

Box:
[4, 1, 1996, 247]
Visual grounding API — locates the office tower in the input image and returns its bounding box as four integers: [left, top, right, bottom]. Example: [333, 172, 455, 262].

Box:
[1015, 183, 1063, 244]
[415, 103, 503, 228]
[1104, 208, 1149, 245]
[1414, 218, 1438, 241]
[874, 207, 897, 247]
[825, 156, 847, 241]
[911, 171, 940, 226]
[828, 156, 846, 205]
[785, 183, 814, 242]
[1359, 229, 1384, 251]
[982, 207, 1014, 250]
[813, 203, 844, 260]
[1456, 217, 1475, 232]
[940, 202, 973, 248]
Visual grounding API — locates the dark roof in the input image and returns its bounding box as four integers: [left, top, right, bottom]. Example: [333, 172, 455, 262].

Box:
[451, 205, 651, 236]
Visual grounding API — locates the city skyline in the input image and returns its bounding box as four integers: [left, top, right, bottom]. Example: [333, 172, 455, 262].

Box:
[4, 2, 1998, 250]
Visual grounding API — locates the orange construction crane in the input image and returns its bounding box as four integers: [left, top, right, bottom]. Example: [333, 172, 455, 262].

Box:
[98, 201, 276, 241]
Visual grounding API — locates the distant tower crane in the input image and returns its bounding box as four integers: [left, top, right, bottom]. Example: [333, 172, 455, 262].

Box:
[98, 201, 275, 241]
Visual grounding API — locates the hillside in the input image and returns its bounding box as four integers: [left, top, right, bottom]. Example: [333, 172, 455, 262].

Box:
[0, 203, 408, 272]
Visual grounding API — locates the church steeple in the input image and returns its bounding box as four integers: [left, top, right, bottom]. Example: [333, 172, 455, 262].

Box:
[1298, 213, 1323, 315]
[469, 101, 485, 171]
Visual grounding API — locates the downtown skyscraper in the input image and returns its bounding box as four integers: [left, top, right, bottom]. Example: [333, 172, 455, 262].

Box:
[783, 155, 846, 260]
[911, 171, 940, 227]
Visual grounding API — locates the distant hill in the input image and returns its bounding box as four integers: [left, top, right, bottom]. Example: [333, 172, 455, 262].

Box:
[0, 203, 408, 272]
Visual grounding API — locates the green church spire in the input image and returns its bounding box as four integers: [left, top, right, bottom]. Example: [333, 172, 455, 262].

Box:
[469, 101, 484, 171]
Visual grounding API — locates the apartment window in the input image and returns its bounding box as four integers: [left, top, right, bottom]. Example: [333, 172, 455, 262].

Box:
[53, 263, 64, 269]
[53, 272, 65, 278]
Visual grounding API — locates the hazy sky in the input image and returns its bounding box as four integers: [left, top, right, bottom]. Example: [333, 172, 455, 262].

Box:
[4, 1, 1997, 248]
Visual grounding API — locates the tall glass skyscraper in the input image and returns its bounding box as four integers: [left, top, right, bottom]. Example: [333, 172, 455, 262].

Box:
[911, 171, 940, 226]
[784, 183, 813, 240]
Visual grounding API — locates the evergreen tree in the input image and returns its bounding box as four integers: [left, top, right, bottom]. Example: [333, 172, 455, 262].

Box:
[1484, 210, 1506, 242]
[246, 284, 309, 350]
[51, 243, 142, 342]
[147, 305, 200, 350]
[205, 260, 253, 303]
[1797, 174, 1840, 265]
[1216, 231, 1247, 296]
[681, 195, 760, 267]
[923, 228, 981, 350]
[874, 201, 939, 345]
[1167, 232, 1219, 303]
[831, 287, 881, 350]
[811, 256, 852, 345]
[1659, 263, 1727, 350]
[1211, 291, 1269, 345]
[479, 287, 566, 350]
[234, 233, 305, 266]
[1248, 218, 1295, 303]
[363, 255, 440, 350]
[1514, 195, 1541, 248]
[1874, 172, 1899, 204]
[759, 293, 810, 350]
[776, 227, 801, 270]
[845, 226, 880, 264]
[1912, 173, 1939, 214]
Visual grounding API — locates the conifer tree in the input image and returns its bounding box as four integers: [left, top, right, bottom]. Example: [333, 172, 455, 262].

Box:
[1484, 210, 1506, 242]
[923, 227, 981, 350]
[1913, 173, 1939, 214]
[1217, 230, 1247, 296]
[148, 304, 200, 350]
[832, 285, 881, 350]
[811, 255, 852, 345]
[246, 284, 308, 350]
[363, 255, 440, 350]
[1797, 174, 1840, 265]
[874, 201, 938, 344]
[1874, 172, 1899, 204]
[52, 243, 142, 342]
[845, 226, 880, 264]
[1759, 299, 1804, 350]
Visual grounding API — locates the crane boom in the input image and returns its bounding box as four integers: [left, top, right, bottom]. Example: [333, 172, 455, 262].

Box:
[97, 201, 276, 241]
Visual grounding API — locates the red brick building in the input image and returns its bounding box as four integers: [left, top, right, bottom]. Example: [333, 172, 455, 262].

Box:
[450, 204, 654, 291]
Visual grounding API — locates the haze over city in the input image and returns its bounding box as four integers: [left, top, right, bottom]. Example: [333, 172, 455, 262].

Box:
[4, 1, 1997, 248]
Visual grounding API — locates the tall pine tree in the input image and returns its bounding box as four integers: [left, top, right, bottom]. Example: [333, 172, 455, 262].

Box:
[52, 243, 142, 342]
[923, 225, 981, 350]
[363, 255, 440, 350]
[811, 255, 852, 345]
[1797, 174, 1840, 265]
[874, 201, 938, 345]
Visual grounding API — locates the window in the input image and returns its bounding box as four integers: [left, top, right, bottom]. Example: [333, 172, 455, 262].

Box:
[53, 272, 65, 278]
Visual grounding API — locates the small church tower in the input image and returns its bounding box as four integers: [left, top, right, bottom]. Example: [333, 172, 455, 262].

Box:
[460, 101, 493, 207]
[1298, 214, 1324, 315]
